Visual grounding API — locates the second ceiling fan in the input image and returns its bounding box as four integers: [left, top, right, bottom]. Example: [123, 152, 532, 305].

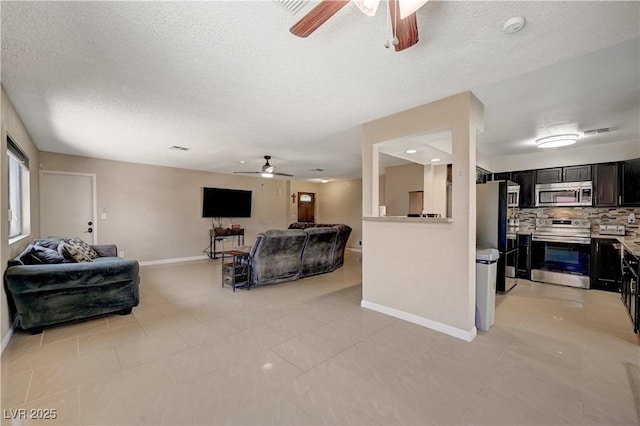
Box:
[289, 0, 428, 52]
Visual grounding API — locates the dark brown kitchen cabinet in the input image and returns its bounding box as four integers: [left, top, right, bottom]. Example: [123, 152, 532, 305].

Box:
[536, 168, 563, 184]
[593, 162, 619, 207]
[621, 159, 640, 206]
[511, 170, 536, 208]
[563, 165, 592, 182]
[492, 172, 511, 181]
[590, 238, 622, 292]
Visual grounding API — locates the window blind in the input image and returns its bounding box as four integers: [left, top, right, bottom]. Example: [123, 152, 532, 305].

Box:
[7, 135, 29, 169]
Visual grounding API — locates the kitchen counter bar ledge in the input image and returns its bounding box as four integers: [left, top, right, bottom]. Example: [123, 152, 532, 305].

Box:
[363, 216, 454, 224]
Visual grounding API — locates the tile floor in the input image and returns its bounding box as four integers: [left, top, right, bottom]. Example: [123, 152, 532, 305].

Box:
[1, 253, 639, 425]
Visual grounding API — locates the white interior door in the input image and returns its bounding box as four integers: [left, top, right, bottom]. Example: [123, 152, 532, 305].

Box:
[40, 171, 97, 243]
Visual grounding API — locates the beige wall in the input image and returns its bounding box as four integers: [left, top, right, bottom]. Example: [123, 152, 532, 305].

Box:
[361, 92, 483, 341]
[318, 179, 362, 249]
[39, 152, 289, 262]
[1, 86, 41, 350]
[383, 163, 424, 216]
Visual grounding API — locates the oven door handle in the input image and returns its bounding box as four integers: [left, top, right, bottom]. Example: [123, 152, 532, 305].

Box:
[532, 236, 591, 244]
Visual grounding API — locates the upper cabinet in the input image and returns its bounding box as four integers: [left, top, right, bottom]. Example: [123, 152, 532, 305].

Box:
[563, 165, 592, 182]
[621, 159, 640, 206]
[511, 170, 536, 208]
[593, 162, 619, 207]
[488, 158, 638, 208]
[536, 168, 563, 184]
[537, 165, 591, 184]
[492, 172, 511, 181]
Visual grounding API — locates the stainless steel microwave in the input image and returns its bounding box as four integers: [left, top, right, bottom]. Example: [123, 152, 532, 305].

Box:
[535, 181, 593, 207]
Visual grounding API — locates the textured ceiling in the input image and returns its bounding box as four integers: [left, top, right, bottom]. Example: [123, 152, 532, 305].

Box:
[1, 1, 639, 180]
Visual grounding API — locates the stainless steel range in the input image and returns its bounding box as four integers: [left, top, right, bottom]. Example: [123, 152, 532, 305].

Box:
[531, 219, 591, 288]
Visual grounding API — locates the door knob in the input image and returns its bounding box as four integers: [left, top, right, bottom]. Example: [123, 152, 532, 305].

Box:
[88, 221, 93, 226]
[85, 227, 93, 234]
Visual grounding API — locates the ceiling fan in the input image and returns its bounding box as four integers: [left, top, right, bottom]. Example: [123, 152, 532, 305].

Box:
[234, 155, 294, 178]
[289, 0, 428, 52]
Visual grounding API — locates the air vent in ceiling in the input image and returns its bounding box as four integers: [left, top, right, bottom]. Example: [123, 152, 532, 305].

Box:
[583, 127, 610, 136]
[169, 145, 190, 151]
[274, 0, 309, 15]
[310, 168, 325, 172]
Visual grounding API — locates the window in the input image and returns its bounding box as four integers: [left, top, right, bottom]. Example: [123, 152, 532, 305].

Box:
[7, 136, 29, 239]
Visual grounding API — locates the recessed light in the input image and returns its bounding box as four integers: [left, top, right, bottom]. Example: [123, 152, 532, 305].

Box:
[503, 16, 526, 34]
[321, 179, 329, 183]
[431, 158, 441, 162]
[239, 160, 246, 164]
[405, 149, 417, 154]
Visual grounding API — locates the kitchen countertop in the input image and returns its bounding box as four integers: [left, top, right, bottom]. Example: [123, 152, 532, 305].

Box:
[592, 232, 640, 258]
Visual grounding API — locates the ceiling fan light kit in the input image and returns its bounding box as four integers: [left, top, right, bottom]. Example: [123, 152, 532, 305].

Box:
[535, 134, 579, 149]
[234, 155, 294, 178]
[354, 0, 381, 16]
[399, 0, 429, 19]
[290, 0, 421, 52]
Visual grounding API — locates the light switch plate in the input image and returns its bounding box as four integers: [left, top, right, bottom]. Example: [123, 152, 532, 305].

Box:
[101, 212, 107, 220]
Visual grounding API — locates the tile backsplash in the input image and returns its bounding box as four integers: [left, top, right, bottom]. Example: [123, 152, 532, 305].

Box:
[509, 207, 640, 236]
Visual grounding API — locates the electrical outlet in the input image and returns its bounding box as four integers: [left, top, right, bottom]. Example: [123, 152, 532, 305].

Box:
[118, 251, 125, 258]
[629, 213, 636, 224]
[101, 212, 107, 220]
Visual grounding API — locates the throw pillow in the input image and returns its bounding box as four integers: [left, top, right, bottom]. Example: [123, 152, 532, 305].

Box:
[66, 237, 99, 260]
[58, 241, 92, 263]
[30, 245, 65, 264]
[20, 245, 43, 265]
[34, 238, 64, 251]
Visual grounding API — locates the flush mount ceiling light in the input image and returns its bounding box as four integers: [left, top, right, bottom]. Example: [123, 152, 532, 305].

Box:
[405, 149, 417, 154]
[503, 16, 526, 34]
[431, 158, 441, 162]
[535, 134, 579, 149]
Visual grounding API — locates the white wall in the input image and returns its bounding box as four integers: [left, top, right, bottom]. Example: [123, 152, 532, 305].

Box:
[318, 178, 362, 249]
[361, 92, 483, 341]
[1, 86, 41, 352]
[491, 139, 639, 172]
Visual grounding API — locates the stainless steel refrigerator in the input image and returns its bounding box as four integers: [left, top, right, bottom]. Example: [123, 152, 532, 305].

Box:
[477, 181, 517, 293]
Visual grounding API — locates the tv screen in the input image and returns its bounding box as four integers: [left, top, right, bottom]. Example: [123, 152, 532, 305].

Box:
[202, 187, 252, 218]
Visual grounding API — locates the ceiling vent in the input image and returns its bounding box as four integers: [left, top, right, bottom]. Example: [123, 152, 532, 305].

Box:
[274, 0, 309, 15]
[583, 127, 611, 136]
[310, 168, 325, 172]
[169, 145, 190, 151]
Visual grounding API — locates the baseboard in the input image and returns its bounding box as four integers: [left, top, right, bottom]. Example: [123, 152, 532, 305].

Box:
[346, 247, 362, 253]
[360, 299, 477, 342]
[139, 255, 210, 266]
[1, 317, 20, 356]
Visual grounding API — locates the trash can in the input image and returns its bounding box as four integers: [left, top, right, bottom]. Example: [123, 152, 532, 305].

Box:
[476, 248, 500, 331]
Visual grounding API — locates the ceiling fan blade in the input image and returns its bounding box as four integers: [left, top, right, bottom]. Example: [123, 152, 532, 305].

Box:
[389, 0, 419, 52]
[233, 171, 261, 175]
[273, 172, 294, 177]
[290, 0, 350, 38]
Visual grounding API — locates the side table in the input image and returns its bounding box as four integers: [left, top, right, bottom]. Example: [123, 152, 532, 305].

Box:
[221, 250, 250, 292]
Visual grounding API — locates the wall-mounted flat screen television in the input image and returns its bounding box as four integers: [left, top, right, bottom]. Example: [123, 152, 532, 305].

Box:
[202, 187, 252, 218]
